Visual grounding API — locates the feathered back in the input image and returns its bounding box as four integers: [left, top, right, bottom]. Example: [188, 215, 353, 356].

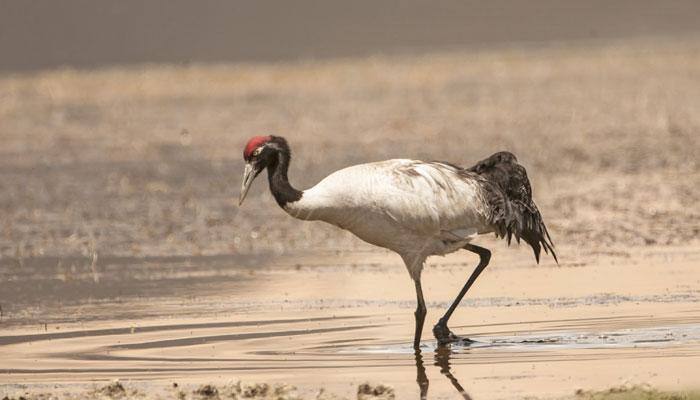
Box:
[468, 152, 557, 263]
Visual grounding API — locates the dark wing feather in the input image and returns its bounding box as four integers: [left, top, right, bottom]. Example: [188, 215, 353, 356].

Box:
[468, 151, 558, 263]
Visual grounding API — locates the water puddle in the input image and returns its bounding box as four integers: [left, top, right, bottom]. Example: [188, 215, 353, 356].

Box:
[341, 323, 700, 355]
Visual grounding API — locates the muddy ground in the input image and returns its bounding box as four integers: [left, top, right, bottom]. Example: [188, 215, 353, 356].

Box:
[1, 37, 700, 398]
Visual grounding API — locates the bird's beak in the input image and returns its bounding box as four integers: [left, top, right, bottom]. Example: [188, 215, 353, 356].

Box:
[239, 162, 257, 206]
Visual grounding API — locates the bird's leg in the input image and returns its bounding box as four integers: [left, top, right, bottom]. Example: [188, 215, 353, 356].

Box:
[433, 244, 491, 345]
[413, 278, 427, 349]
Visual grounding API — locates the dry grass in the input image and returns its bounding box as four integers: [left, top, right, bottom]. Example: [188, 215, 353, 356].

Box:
[0, 38, 699, 260]
[574, 385, 700, 400]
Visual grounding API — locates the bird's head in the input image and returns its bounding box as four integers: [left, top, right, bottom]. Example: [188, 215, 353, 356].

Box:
[239, 135, 288, 205]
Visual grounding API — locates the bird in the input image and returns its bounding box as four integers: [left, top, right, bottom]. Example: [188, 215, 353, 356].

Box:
[238, 135, 557, 349]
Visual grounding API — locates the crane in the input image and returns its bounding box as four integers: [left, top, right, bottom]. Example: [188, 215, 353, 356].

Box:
[239, 135, 557, 349]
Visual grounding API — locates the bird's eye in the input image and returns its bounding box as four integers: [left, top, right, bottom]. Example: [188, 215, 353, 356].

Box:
[253, 147, 263, 156]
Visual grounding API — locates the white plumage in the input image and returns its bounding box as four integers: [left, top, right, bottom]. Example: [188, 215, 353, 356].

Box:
[285, 159, 491, 279]
[239, 135, 557, 348]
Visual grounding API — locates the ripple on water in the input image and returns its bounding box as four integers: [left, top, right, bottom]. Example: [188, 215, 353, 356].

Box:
[335, 323, 700, 355]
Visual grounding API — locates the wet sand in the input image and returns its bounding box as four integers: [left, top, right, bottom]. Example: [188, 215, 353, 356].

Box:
[2, 243, 699, 398]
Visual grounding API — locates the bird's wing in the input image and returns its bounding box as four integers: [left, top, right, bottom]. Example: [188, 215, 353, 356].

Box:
[371, 160, 491, 237]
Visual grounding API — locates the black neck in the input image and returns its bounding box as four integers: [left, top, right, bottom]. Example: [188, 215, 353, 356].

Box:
[266, 144, 303, 208]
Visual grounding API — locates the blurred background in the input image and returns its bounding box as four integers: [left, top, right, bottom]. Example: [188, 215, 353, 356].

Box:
[3, 0, 700, 71]
[0, 0, 699, 320]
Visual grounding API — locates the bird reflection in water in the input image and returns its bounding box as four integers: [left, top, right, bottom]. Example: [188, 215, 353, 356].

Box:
[415, 349, 429, 400]
[415, 347, 473, 400]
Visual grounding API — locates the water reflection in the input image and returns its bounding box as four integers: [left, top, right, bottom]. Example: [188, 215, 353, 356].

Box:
[415, 347, 473, 399]
[415, 349, 429, 400]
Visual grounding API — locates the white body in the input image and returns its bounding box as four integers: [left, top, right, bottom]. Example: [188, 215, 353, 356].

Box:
[284, 159, 493, 279]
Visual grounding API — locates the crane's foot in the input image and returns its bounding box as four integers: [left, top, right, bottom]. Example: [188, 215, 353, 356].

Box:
[433, 322, 476, 346]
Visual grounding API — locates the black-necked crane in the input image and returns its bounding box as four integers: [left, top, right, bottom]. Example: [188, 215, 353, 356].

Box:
[239, 135, 557, 349]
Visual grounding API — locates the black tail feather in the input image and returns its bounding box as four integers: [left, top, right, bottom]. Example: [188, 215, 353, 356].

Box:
[468, 151, 558, 264]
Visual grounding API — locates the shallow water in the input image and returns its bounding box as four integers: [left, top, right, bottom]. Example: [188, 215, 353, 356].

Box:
[2, 246, 700, 399]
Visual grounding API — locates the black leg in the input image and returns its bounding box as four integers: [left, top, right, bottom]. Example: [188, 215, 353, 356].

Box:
[413, 278, 427, 349]
[433, 243, 491, 345]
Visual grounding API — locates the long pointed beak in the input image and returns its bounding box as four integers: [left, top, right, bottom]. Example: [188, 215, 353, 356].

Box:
[239, 162, 256, 206]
